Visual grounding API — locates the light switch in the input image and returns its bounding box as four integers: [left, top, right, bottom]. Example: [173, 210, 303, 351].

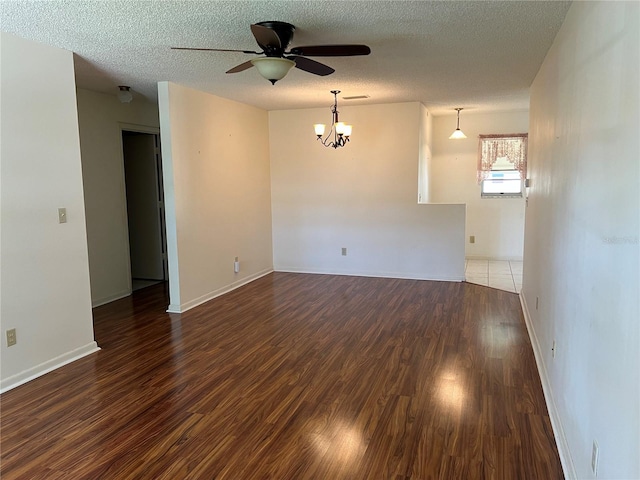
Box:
[58, 208, 67, 224]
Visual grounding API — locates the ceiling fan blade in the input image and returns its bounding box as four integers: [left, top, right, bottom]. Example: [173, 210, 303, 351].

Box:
[226, 60, 255, 74]
[289, 56, 335, 76]
[172, 47, 260, 54]
[288, 45, 371, 57]
[250, 24, 281, 50]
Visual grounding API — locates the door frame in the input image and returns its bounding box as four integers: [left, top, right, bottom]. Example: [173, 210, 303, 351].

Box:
[118, 122, 165, 294]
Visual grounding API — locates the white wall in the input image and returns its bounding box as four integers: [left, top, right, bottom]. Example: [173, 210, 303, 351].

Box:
[158, 82, 273, 312]
[76, 89, 160, 306]
[524, 2, 639, 479]
[418, 103, 433, 204]
[270, 102, 465, 281]
[0, 33, 98, 392]
[431, 110, 528, 260]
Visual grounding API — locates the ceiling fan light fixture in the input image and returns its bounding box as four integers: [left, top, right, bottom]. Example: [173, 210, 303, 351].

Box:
[449, 107, 467, 139]
[250, 57, 295, 84]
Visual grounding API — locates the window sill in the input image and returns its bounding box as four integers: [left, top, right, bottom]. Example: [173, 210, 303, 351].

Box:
[481, 194, 523, 199]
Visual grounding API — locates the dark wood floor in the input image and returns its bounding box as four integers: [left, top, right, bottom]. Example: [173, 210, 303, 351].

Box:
[0, 273, 563, 479]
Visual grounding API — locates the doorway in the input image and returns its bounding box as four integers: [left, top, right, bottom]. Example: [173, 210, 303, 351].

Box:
[122, 130, 168, 291]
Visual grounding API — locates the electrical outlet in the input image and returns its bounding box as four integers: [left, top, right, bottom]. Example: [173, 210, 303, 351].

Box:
[469, 235, 475, 244]
[591, 440, 599, 475]
[6, 329, 17, 347]
[341, 248, 347, 256]
[552, 340, 556, 358]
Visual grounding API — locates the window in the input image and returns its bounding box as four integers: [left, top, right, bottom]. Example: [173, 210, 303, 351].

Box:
[477, 134, 528, 198]
[481, 169, 523, 197]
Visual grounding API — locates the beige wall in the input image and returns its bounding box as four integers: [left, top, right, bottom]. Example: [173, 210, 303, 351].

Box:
[270, 102, 465, 281]
[76, 89, 160, 306]
[431, 110, 528, 260]
[525, 2, 639, 478]
[158, 82, 273, 312]
[1, 33, 98, 391]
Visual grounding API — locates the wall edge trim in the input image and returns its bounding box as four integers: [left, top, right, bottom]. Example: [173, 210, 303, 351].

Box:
[465, 255, 524, 262]
[166, 268, 274, 314]
[520, 292, 576, 480]
[274, 267, 464, 283]
[0, 342, 100, 394]
[167, 304, 182, 314]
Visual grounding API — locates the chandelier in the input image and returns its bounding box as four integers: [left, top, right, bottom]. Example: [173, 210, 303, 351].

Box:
[313, 90, 352, 149]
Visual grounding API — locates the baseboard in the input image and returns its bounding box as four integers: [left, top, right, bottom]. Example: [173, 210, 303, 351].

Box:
[166, 303, 182, 314]
[0, 342, 100, 394]
[466, 255, 524, 262]
[167, 268, 274, 314]
[273, 266, 465, 283]
[92, 289, 131, 308]
[519, 293, 576, 479]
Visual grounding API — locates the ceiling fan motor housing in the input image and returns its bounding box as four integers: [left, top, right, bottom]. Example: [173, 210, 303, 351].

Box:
[255, 21, 295, 55]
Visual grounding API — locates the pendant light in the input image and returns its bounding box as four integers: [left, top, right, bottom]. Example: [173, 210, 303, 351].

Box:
[449, 108, 467, 139]
[117, 86, 133, 103]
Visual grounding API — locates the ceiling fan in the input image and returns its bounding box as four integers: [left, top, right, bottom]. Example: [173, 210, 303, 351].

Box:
[172, 21, 371, 84]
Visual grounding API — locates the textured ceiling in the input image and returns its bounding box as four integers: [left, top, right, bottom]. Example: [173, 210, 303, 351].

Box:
[1, 1, 571, 115]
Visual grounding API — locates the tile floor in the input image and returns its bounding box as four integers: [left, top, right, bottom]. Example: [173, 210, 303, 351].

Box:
[465, 259, 522, 293]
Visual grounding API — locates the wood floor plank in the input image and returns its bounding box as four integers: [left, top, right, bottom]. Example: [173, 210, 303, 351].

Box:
[0, 273, 563, 479]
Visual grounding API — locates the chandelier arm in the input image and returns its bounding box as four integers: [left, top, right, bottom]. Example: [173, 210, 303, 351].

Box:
[318, 136, 336, 148]
[318, 126, 335, 147]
